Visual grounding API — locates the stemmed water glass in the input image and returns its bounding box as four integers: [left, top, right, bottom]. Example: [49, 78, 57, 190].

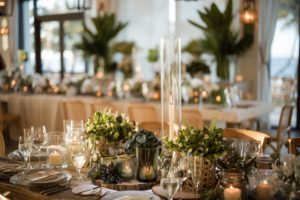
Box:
[172, 151, 190, 200]
[31, 125, 47, 168]
[71, 141, 87, 180]
[18, 136, 31, 170]
[23, 128, 33, 169]
[189, 155, 203, 199]
[160, 172, 180, 200]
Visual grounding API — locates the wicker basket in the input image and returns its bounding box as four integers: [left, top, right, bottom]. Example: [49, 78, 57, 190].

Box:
[182, 159, 217, 192]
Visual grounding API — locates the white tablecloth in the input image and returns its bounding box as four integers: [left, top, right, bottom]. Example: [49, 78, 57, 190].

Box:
[0, 94, 273, 141]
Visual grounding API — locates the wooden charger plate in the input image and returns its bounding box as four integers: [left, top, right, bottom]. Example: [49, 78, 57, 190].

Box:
[152, 185, 198, 200]
[95, 179, 158, 191]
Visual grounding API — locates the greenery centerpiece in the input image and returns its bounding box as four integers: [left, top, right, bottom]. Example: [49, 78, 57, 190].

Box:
[163, 123, 227, 192]
[188, 0, 253, 81]
[125, 129, 161, 182]
[85, 110, 134, 156]
[86, 110, 134, 184]
[75, 13, 128, 74]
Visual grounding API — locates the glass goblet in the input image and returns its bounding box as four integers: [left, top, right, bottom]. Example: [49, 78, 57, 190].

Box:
[32, 125, 47, 168]
[189, 155, 203, 199]
[172, 151, 190, 200]
[160, 176, 180, 200]
[18, 136, 30, 170]
[71, 142, 87, 180]
[23, 128, 33, 169]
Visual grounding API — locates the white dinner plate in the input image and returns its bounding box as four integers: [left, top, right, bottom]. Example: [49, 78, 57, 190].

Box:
[10, 169, 72, 186]
[102, 190, 161, 200]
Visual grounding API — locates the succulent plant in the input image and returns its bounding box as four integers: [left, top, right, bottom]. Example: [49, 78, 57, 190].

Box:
[88, 161, 124, 184]
[124, 129, 161, 154]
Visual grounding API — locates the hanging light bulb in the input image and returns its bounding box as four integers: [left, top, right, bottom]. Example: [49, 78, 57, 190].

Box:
[240, 0, 257, 24]
[0, 0, 13, 16]
[0, 17, 8, 36]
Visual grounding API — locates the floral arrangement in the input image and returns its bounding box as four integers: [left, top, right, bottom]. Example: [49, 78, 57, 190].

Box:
[163, 123, 226, 161]
[124, 129, 161, 154]
[85, 110, 134, 144]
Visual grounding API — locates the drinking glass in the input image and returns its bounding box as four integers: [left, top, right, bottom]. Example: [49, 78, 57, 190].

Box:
[23, 128, 33, 169]
[31, 125, 47, 168]
[189, 155, 203, 199]
[172, 151, 189, 200]
[71, 141, 87, 180]
[160, 176, 180, 200]
[63, 120, 84, 144]
[18, 136, 30, 170]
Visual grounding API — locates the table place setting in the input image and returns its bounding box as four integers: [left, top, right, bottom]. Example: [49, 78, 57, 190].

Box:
[9, 168, 72, 186]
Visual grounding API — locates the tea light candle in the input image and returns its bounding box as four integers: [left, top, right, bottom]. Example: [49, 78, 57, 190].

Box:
[122, 163, 133, 178]
[142, 165, 154, 180]
[256, 180, 272, 200]
[49, 150, 63, 166]
[224, 185, 241, 200]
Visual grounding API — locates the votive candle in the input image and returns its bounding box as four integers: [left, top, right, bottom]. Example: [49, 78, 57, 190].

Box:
[224, 185, 241, 200]
[256, 180, 272, 200]
[49, 150, 63, 166]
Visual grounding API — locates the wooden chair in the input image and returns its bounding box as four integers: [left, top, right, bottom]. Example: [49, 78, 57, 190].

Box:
[182, 108, 204, 129]
[266, 105, 294, 153]
[288, 137, 300, 156]
[0, 102, 19, 141]
[127, 104, 159, 123]
[91, 101, 118, 113]
[62, 101, 87, 121]
[224, 128, 270, 152]
[0, 131, 5, 156]
[139, 121, 170, 137]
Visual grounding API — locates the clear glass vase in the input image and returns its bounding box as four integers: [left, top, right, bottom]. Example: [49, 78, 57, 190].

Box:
[160, 37, 182, 139]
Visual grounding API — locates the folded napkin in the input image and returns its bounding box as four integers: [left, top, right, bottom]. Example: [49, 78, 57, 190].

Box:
[24, 169, 61, 182]
[72, 182, 115, 196]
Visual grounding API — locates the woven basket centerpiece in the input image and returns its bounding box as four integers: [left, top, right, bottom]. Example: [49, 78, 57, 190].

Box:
[182, 159, 216, 192]
[162, 125, 226, 193]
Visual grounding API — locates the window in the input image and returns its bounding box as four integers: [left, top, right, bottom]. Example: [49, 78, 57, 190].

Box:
[270, 2, 299, 128]
[20, 0, 85, 82]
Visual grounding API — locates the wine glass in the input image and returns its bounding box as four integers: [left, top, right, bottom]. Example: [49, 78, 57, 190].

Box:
[31, 125, 47, 168]
[18, 136, 30, 170]
[23, 128, 33, 169]
[189, 155, 203, 199]
[160, 176, 180, 200]
[172, 151, 190, 200]
[71, 141, 87, 180]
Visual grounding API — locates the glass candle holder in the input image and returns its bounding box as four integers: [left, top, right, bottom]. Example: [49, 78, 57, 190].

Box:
[136, 147, 159, 182]
[215, 171, 248, 200]
[118, 154, 136, 180]
[47, 132, 67, 168]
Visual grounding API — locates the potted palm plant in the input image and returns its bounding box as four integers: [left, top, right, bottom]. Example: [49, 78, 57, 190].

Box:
[183, 39, 210, 78]
[75, 13, 128, 74]
[188, 0, 253, 82]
